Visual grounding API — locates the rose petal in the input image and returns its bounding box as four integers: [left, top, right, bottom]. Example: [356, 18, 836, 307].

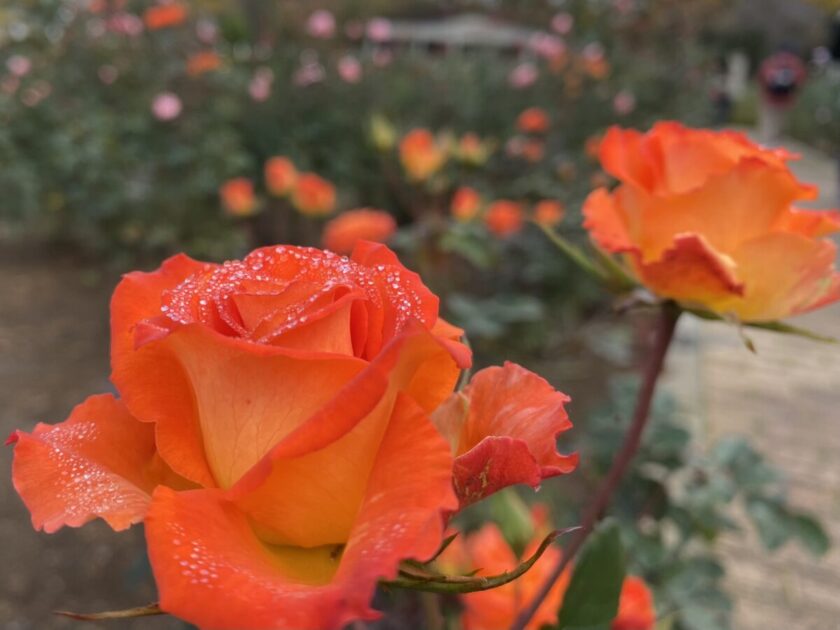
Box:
[582, 187, 636, 254]
[230, 324, 463, 547]
[721, 232, 840, 321]
[432, 362, 577, 507]
[113, 325, 372, 489]
[145, 393, 455, 630]
[10, 394, 182, 532]
[773, 207, 840, 238]
[110, 253, 211, 368]
[631, 233, 745, 308]
[613, 576, 656, 630]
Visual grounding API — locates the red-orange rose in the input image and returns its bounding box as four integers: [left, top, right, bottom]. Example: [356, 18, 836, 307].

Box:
[451, 186, 482, 222]
[584, 122, 840, 321]
[219, 177, 257, 217]
[264, 156, 298, 197]
[322, 208, 397, 254]
[10, 243, 575, 629]
[144, 2, 187, 30]
[186, 51, 221, 77]
[485, 200, 525, 237]
[517, 107, 550, 134]
[291, 172, 336, 216]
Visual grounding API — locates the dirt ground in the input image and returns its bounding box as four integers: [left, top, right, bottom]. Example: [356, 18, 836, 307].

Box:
[0, 246, 182, 629]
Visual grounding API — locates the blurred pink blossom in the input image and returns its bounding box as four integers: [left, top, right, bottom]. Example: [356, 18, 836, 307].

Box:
[529, 33, 566, 60]
[508, 62, 538, 89]
[196, 18, 218, 44]
[613, 0, 635, 14]
[98, 64, 119, 84]
[293, 61, 325, 87]
[22, 80, 51, 107]
[306, 10, 336, 39]
[152, 92, 182, 121]
[107, 12, 143, 36]
[367, 18, 392, 43]
[613, 90, 636, 115]
[551, 12, 574, 35]
[582, 42, 605, 61]
[249, 66, 273, 101]
[337, 55, 362, 83]
[6, 55, 32, 77]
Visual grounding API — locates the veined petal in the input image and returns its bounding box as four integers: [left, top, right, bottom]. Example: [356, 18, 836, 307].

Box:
[145, 393, 455, 630]
[9, 394, 183, 533]
[432, 363, 577, 508]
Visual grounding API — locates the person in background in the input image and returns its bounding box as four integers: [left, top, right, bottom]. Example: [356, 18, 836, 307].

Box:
[757, 47, 807, 142]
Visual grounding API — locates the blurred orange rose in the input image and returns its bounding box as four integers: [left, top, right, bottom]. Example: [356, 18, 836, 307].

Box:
[517, 107, 550, 134]
[186, 51, 221, 76]
[292, 173, 336, 216]
[485, 200, 524, 237]
[264, 156, 298, 197]
[322, 209, 397, 254]
[441, 506, 655, 630]
[220, 178, 257, 217]
[584, 123, 840, 321]
[143, 2, 187, 30]
[534, 200, 565, 227]
[399, 129, 447, 181]
[451, 186, 482, 222]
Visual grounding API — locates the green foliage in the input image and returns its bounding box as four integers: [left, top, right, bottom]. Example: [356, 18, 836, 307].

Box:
[576, 377, 830, 630]
[557, 520, 627, 630]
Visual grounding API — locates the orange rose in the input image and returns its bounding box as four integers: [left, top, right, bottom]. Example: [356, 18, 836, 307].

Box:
[322, 208, 397, 254]
[186, 51, 221, 77]
[485, 200, 525, 237]
[399, 128, 447, 181]
[264, 156, 298, 197]
[431, 363, 576, 508]
[441, 507, 655, 630]
[143, 2, 187, 30]
[451, 186, 482, 222]
[517, 107, 550, 134]
[534, 200, 565, 227]
[219, 177, 257, 217]
[10, 243, 576, 629]
[291, 172, 336, 216]
[584, 122, 840, 321]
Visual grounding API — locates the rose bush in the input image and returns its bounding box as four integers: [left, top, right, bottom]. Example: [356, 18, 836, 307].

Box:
[9, 242, 575, 629]
[583, 122, 840, 321]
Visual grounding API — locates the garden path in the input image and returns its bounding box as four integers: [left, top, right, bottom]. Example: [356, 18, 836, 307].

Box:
[664, 137, 840, 630]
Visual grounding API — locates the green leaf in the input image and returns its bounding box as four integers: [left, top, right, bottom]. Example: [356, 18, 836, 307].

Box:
[56, 603, 163, 621]
[745, 499, 791, 551]
[791, 513, 831, 557]
[557, 520, 626, 630]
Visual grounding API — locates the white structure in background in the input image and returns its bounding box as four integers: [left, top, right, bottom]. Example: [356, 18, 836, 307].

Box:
[363, 13, 538, 56]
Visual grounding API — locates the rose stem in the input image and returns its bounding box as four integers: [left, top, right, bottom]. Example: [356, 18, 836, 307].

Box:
[511, 303, 681, 630]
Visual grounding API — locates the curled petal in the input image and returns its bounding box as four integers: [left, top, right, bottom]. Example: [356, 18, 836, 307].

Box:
[631, 233, 745, 309]
[582, 187, 636, 254]
[773, 207, 840, 238]
[146, 393, 455, 630]
[9, 394, 183, 533]
[432, 362, 576, 508]
[110, 253, 211, 368]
